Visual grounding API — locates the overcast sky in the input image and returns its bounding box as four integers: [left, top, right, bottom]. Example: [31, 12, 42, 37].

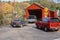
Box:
[1, 0, 60, 3]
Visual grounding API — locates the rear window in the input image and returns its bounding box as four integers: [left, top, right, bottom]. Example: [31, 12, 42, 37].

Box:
[43, 18, 49, 22]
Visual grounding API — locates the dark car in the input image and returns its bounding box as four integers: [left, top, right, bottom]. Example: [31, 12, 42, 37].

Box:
[11, 19, 27, 28]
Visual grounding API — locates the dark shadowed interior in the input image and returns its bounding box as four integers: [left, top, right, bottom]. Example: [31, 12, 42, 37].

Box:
[28, 9, 42, 20]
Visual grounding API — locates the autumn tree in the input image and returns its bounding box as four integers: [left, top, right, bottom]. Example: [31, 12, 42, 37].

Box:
[2, 2, 13, 13]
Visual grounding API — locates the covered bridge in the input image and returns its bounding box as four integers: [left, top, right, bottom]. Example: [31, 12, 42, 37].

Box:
[26, 3, 57, 20]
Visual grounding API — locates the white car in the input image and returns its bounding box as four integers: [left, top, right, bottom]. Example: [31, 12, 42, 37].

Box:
[27, 15, 37, 23]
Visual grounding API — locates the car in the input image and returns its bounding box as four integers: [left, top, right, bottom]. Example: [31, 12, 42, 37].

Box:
[11, 19, 27, 28]
[36, 18, 60, 32]
[27, 15, 37, 23]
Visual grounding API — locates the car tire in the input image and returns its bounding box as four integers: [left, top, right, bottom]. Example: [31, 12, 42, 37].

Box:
[44, 27, 49, 32]
[36, 24, 39, 29]
[55, 29, 59, 31]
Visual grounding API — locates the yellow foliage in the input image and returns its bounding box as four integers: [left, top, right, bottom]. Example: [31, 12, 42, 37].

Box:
[23, 2, 30, 8]
[2, 2, 13, 13]
[44, 7, 48, 12]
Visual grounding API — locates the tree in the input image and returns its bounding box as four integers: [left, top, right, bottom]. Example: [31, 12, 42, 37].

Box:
[2, 2, 13, 13]
[50, 4, 55, 10]
[56, 3, 60, 10]
[0, 13, 3, 25]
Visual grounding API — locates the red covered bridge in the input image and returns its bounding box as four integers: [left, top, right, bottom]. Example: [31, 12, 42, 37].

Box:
[26, 3, 57, 20]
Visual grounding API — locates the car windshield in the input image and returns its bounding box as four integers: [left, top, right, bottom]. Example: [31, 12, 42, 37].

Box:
[28, 15, 36, 19]
[50, 18, 59, 22]
[43, 18, 49, 22]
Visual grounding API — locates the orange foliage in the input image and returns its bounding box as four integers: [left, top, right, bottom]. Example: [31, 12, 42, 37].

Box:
[2, 2, 13, 13]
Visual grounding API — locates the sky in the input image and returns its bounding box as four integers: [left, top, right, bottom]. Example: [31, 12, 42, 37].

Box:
[53, 0, 60, 3]
[1, 0, 60, 3]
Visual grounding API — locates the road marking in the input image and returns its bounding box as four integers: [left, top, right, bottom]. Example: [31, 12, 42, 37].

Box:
[54, 38, 60, 40]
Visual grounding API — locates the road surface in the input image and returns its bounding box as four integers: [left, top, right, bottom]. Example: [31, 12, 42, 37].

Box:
[0, 24, 60, 40]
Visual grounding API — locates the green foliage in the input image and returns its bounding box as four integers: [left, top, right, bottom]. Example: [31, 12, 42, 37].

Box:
[0, 13, 3, 25]
[56, 3, 60, 10]
[0, 13, 3, 20]
[56, 7, 59, 10]
[50, 4, 55, 10]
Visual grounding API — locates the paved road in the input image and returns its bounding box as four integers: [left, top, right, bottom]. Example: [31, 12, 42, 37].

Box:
[0, 24, 60, 40]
